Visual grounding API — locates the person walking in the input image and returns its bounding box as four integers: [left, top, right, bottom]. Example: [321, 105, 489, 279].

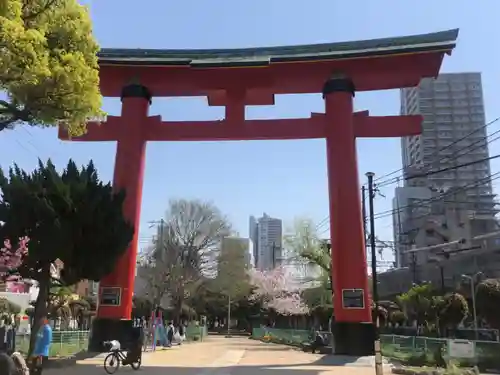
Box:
[123, 326, 144, 365]
[178, 323, 186, 344]
[31, 315, 52, 375]
[166, 321, 174, 347]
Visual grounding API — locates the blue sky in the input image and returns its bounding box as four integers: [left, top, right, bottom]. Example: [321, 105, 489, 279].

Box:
[1, 0, 499, 262]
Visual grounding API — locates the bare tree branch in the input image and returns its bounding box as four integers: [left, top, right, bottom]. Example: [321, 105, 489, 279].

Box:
[138, 199, 231, 320]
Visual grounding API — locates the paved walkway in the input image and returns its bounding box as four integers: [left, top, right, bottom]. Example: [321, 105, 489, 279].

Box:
[45, 336, 391, 375]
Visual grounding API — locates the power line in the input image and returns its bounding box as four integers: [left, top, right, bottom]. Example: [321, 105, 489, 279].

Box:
[377, 131, 500, 189]
[370, 116, 500, 186]
[316, 117, 499, 231]
[375, 173, 500, 221]
[317, 154, 500, 233]
[373, 172, 500, 221]
[378, 152, 500, 188]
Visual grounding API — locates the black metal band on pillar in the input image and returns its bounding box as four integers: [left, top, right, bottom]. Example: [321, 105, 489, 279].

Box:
[322, 76, 356, 98]
[121, 84, 152, 104]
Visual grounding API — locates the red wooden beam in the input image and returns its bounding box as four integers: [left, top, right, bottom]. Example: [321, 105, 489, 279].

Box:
[58, 112, 421, 143]
[207, 89, 275, 106]
[144, 117, 325, 141]
[58, 116, 123, 141]
[353, 115, 422, 138]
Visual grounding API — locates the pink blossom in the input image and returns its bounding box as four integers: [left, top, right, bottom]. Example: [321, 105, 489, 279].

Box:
[0, 237, 29, 280]
[248, 266, 309, 315]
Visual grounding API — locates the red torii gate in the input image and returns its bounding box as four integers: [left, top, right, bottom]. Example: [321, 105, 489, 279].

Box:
[59, 29, 458, 355]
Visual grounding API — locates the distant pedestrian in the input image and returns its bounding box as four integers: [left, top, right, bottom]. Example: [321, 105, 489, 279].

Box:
[178, 323, 186, 343]
[310, 331, 326, 354]
[166, 321, 174, 347]
[31, 316, 52, 375]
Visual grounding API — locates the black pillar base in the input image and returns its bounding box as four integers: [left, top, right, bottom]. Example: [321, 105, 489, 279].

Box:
[333, 321, 375, 356]
[88, 318, 135, 352]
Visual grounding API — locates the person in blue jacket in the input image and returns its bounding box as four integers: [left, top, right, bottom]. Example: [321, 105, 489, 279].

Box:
[31, 315, 52, 375]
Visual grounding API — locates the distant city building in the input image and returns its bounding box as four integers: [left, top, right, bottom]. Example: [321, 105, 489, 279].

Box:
[249, 213, 282, 270]
[400, 73, 492, 194]
[394, 73, 498, 267]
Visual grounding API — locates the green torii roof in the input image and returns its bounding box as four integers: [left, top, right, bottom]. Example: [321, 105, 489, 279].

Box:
[98, 29, 459, 68]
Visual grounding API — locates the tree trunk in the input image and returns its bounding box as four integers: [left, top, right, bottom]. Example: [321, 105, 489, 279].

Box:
[173, 294, 183, 324]
[28, 264, 51, 357]
[172, 285, 185, 324]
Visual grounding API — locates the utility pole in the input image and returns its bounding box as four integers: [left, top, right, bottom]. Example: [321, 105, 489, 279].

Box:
[411, 252, 417, 284]
[366, 172, 383, 375]
[147, 218, 166, 318]
[395, 187, 403, 269]
[362, 186, 368, 243]
[439, 265, 445, 293]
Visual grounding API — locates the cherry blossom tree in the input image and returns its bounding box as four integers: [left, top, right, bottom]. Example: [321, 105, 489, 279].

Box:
[0, 237, 29, 282]
[248, 266, 309, 315]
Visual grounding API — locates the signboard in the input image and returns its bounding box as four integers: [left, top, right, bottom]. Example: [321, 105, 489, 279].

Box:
[447, 339, 475, 359]
[99, 287, 121, 306]
[341, 289, 365, 309]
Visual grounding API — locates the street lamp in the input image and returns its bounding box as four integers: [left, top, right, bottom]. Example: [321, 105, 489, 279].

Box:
[461, 272, 483, 341]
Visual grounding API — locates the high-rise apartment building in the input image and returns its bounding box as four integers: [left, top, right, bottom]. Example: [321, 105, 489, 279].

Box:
[400, 73, 492, 197]
[249, 213, 282, 270]
[394, 73, 498, 267]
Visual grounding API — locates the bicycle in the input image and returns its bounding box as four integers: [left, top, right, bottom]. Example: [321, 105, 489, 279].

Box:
[103, 340, 141, 374]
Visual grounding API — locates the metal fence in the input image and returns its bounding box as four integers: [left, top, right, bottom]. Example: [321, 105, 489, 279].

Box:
[15, 325, 207, 356]
[380, 334, 500, 363]
[15, 330, 89, 357]
[252, 328, 500, 365]
[185, 324, 208, 341]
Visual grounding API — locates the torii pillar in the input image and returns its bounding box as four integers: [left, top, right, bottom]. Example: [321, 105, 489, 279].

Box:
[88, 84, 153, 351]
[321, 74, 417, 355]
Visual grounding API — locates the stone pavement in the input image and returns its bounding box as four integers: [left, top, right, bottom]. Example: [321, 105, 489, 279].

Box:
[45, 336, 391, 375]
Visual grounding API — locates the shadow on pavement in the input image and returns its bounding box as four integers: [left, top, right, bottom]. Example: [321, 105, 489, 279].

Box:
[47, 363, 374, 375]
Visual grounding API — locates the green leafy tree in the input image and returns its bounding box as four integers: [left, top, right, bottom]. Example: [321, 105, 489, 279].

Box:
[301, 282, 332, 328]
[476, 278, 500, 329]
[389, 310, 406, 326]
[285, 217, 330, 274]
[286, 217, 332, 327]
[0, 297, 21, 315]
[131, 296, 154, 319]
[0, 159, 134, 353]
[210, 240, 252, 334]
[68, 298, 91, 329]
[397, 283, 441, 328]
[0, 0, 103, 135]
[439, 292, 468, 331]
[47, 286, 73, 329]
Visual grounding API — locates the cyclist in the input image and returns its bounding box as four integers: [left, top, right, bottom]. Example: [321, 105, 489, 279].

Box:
[123, 326, 144, 365]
